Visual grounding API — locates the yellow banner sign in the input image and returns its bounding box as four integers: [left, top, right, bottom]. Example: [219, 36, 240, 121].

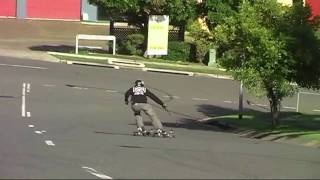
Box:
[147, 15, 169, 55]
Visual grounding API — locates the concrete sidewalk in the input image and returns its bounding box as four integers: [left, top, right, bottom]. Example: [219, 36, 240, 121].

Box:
[0, 18, 108, 61]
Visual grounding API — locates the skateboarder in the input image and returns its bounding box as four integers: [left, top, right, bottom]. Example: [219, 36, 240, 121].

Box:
[125, 80, 168, 136]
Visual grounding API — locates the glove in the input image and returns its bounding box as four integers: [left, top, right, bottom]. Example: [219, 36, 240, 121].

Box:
[125, 101, 129, 105]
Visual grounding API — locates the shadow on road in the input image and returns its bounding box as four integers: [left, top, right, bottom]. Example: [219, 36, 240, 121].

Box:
[29, 45, 109, 54]
[30, 45, 75, 53]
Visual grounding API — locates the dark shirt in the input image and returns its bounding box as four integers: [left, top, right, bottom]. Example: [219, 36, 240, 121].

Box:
[125, 86, 164, 106]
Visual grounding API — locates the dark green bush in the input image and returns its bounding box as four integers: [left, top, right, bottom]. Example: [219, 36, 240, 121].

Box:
[162, 41, 194, 62]
[119, 34, 145, 55]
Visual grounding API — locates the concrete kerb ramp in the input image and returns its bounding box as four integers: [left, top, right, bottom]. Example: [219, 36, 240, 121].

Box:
[107, 58, 145, 68]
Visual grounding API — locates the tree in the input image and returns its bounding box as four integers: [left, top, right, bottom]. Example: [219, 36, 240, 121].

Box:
[212, 0, 320, 127]
[89, 0, 197, 34]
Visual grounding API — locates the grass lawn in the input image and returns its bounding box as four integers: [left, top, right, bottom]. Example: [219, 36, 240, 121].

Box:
[207, 111, 320, 144]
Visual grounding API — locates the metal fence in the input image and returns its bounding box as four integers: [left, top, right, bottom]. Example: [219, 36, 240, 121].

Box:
[112, 27, 182, 41]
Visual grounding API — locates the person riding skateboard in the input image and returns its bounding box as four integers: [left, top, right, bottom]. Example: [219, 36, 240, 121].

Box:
[125, 80, 168, 136]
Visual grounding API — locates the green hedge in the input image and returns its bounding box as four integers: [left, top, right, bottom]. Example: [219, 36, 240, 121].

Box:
[162, 41, 195, 62]
[118, 34, 145, 56]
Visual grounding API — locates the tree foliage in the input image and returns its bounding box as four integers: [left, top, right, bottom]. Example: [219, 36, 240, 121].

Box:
[89, 0, 197, 27]
[212, 0, 320, 126]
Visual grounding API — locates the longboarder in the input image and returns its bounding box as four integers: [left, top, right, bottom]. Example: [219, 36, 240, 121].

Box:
[124, 80, 170, 137]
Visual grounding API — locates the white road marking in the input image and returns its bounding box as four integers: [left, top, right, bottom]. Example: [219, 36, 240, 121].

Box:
[42, 84, 56, 87]
[27, 112, 31, 117]
[313, 109, 320, 112]
[45, 140, 55, 146]
[28, 125, 34, 128]
[22, 83, 26, 117]
[192, 98, 209, 101]
[82, 166, 112, 179]
[223, 100, 233, 104]
[283, 106, 296, 110]
[72, 87, 88, 90]
[35, 130, 46, 134]
[27, 83, 31, 93]
[0, 63, 48, 70]
[162, 95, 179, 99]
[106, 90, 118, 93]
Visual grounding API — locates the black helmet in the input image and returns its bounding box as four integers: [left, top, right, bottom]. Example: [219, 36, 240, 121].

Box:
[134, 79, 144, 87]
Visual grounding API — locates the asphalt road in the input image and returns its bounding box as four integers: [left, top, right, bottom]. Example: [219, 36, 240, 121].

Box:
[0, 56, 319, 179]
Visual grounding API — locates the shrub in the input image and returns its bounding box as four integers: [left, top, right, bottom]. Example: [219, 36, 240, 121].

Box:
[162, 41, 194, 62]
[119, 34, 145, 55]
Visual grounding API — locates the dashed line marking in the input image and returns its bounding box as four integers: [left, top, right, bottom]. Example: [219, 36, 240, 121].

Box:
[192, 98, 209, 101]
[72, 87, 88, 90]
[162, 95, 179, 99]
[28, 125, 34, 128]
[35, 130, 46, 134]
[106, 90, 118, 93]
[27, 112, 31, 117]
[45, 140, 55, 146]
[27, 83, 31, 93]
[313, 109, 320, 112]
[42, 84, 56, 87]
[82, 166, 113, 179]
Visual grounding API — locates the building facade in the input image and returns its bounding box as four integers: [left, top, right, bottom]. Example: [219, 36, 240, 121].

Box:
[0, 0, 98, 21]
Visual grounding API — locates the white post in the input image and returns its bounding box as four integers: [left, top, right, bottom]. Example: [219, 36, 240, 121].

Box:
[113, 38, 116, 55]
[76, 36, 79, 54]
[296, 91, 300, 112]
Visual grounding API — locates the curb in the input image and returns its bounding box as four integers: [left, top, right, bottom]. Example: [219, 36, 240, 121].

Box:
[49, 52, 234, 80]
[142, 67, 194, 76]
[63, 60, 119, 69]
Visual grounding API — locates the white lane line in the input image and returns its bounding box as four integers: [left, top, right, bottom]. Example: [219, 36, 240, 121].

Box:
[27, 112, 31, 117]
[313, 109, 320, 112]
[45, 140, 55, 146]
[82, 166, 113, 179]
[27, 83, 31, 93]
[162, 95, 180, 99]
[0, 63, 48, 70]
[35, 130, 47, 134]
[22, 83, 26, 117]
[223, 100, 233, 104]
[28, 125, 34, 128]
[192, 97, 209, 101]
[106, 90, 118, 93]
[72, 87, 88, 90]
[283, 106, 296, 110]
[42, 84, 56, 87]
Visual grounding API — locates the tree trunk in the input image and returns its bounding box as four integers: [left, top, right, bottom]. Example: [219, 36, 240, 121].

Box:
[267, 87, 281, 128]
[269, 97, 281, 128]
